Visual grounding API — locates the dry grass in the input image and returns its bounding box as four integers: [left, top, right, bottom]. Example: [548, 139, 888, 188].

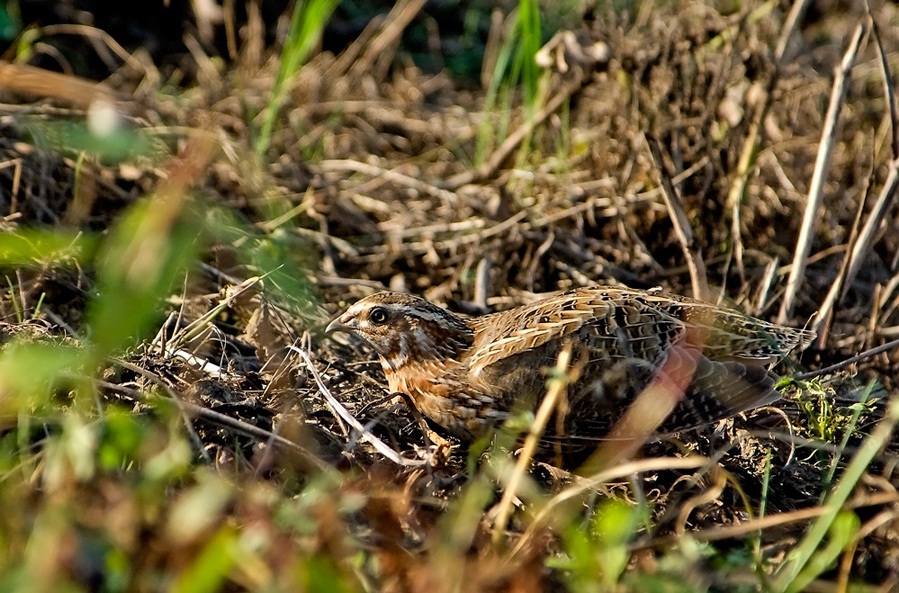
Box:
[1, 1, 899, 591]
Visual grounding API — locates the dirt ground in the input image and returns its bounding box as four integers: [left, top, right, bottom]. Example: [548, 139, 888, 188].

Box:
[3, 0, 899, 590]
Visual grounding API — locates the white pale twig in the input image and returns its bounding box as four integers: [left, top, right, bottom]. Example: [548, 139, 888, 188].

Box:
[290, 346, 426, 467]
[779, 24, 868, 322]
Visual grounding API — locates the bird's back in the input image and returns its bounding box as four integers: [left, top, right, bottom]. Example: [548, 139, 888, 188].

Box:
[464, 287, 813, 451]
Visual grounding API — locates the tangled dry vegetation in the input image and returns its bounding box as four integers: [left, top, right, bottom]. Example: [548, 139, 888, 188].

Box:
[2, 0, 899, 590]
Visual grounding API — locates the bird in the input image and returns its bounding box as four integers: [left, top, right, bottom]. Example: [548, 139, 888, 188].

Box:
[326, 287, 814, 456]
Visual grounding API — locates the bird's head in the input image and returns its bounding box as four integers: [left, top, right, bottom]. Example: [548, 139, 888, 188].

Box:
[326, 292, 474, 369]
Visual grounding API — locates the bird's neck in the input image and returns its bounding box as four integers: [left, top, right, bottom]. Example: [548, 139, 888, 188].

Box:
[379, 318, 474, 372]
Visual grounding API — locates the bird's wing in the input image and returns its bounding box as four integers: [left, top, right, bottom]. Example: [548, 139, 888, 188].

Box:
[634, 290, 816, 361]
[466, 286, 814, 375]
[533, 353, 778, 458]
[467, 288, 684, 375]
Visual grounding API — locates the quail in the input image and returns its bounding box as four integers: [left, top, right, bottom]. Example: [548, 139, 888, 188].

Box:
[327, 287, 814, 452]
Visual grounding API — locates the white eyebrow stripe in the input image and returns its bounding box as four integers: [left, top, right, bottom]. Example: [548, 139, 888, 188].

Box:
[358, 303, 457, 325]
[393, 305, 451, 323]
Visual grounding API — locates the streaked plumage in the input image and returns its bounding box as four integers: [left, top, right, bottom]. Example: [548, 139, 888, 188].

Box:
[327, 287, 814, 451]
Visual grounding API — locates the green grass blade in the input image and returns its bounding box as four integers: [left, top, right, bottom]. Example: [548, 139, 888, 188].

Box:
[255, 0, 340, 157]
[0, 230, 95, 267]
[773, 383, 898, 591]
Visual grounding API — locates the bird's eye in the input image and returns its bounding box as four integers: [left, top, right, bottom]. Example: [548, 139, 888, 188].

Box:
[369, 307, 389, 325]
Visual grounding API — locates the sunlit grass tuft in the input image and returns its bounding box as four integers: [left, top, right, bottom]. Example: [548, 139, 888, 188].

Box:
[475, 0, 545, 167]
[255, 0, 340, 157]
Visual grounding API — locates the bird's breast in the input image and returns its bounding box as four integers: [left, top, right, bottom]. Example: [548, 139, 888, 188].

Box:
[383, 360, 501, 439]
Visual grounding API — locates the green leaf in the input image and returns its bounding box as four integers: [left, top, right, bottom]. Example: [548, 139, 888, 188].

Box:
[22, 117, 159, 164]
[786, 511, 860, 593]
[0, 341, 89, 411]
[87, 199, 203, 356]
[98, 409, 147, 470]
[0, 230, 95, 267]
[171, 526, 238, 593]
[0, 4, 20, 41]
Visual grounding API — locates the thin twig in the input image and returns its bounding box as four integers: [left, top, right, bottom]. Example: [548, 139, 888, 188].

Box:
[725, 0, 812, 282]
[347, 0, 426, 82]
[319, 158, 459, 204]
[474, 256, 492, 310]
[779, 24, 867, 323]
[492, 343, 572, 544]
[813, 166, 872, 344]
[812, 8, 895, 344]
[795, 336, 899, 380]
[0, 62, 117, 109]
[646, 135, 708, 300]
[833, 16, 899, 309]
[754, 257, 779, 315]
[38, 24, 148, 75]
[162, 274, 265, 352]
[290, 346, 426, 467]
[773, 396, 899, 590]
[112, 359, 213, 463]
[635, 490, 899, 550]
[867, 7, 899, 159]
[509, 456, 708, 560]
[841, 162, 899, 297]
[675, 466, 727, 536]
[96, 379, 335, 475]
[444, 69, 588, 190]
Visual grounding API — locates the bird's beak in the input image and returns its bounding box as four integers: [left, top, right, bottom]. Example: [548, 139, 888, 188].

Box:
[325, 313, 355, 335]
